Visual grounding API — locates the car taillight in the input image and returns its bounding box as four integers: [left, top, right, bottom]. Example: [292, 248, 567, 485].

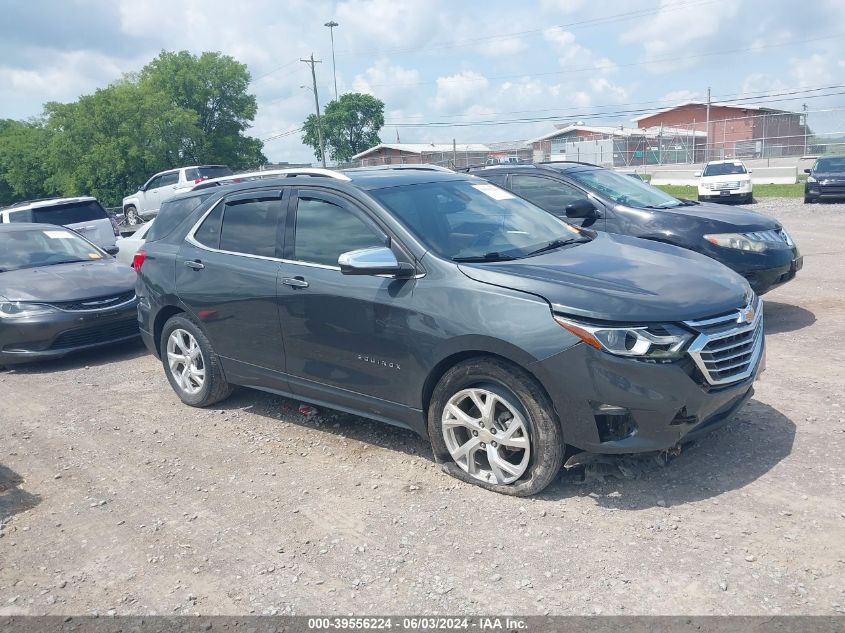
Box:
[193, 176, 209, 184]
[132, 250, 147, 273]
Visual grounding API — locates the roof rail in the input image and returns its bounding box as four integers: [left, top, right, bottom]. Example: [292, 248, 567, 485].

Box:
[342, 164, 455, 173]
[190, 167, 351, 191]
[4, 197, 64, 209]
[536, 160, 601, 168]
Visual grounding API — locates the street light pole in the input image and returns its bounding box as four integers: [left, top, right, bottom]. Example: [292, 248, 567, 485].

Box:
[324, 20, 339, 101]
[301, 54, 327, 168]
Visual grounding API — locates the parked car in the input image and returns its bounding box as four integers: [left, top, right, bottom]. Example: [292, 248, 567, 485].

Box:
[136, 166, 763, 496]
[485, 156, 525, 166]
[0, 197, 120, 250]
[804, 155, 845, 203]
[472, 162, 801, 295]
[696, 160, 753, 203]
[115, 221, 153, 266]
[0, 224, 138, 366]
[122, 165, 232, 225]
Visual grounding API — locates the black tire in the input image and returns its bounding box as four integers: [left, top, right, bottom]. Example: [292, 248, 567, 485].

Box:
[804, 196, 814, 204]
[428, 357, 564, 496]
[159, 314, 233, 407]
[124, 205, 140, 225]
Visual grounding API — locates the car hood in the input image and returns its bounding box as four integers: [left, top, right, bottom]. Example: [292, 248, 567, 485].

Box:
[0, 259, 136, 302]
[457, 233, 749, 322]
[651, 201, 779, 231]
[700, 174, 751, 181]
[813, 171, 845, 181]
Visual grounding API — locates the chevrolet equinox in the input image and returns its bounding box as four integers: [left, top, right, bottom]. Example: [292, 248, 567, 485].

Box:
[135, 166, 764, 496]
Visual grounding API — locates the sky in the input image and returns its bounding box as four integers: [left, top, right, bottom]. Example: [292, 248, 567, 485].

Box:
[1, 0, 844, 164]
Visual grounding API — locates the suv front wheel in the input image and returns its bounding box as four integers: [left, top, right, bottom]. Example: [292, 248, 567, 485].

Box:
[428, 357, 563, 496]
[160, 315, 233, 407]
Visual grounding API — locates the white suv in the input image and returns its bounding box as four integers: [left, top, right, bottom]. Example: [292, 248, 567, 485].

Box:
[0, 197, 119, 250]
[122, 165, 232, 224]
[696, 160, 753, 204]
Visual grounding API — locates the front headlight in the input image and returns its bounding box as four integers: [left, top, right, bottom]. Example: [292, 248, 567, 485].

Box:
[0, 300, 58, 319]
[807, 175, 817, 183]
[554, 316, 693, 361]
[703, 233, 768, 252]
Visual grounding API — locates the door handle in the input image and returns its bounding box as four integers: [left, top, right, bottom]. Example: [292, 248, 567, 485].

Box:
[184, 260, 205, 270]
[282, 276, 309, 289]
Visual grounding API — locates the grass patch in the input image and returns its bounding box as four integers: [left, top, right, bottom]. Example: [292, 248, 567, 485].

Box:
[655, 183, 805, 199]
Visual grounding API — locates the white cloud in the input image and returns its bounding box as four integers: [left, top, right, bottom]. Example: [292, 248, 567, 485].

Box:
[352, 59, 421, 109]
[431, 71, 489, 111]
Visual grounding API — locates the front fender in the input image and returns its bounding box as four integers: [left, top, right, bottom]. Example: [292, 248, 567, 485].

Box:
[122, 195, 141, 211]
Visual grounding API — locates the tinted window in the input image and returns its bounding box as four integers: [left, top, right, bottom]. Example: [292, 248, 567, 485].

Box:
[146, 175, 163, 190]
[194, 203, 223, 249]
[294, 197, 384, 267]
[482, 174, 507, 187]
[185, 166, 234, 181]
[568, 168, 683, 209]
[159, 172, 179, 187]
[0, 227, 104, 272]
[145, 194, 211, 242]
[8, 200, 107, 225]
[219, 198, 279, 257]
[510, 175, 583, 213]
[703, 162, 747, 176]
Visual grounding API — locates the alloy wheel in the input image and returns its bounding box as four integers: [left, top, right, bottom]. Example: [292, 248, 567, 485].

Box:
[441, 387, 531, 485]
[166, 329, 206, 395]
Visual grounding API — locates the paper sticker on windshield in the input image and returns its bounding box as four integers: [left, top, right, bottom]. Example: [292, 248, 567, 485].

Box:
[472, 183, 515, 200]
[88, 253, 102, 259]
[44, 230, 73, 239]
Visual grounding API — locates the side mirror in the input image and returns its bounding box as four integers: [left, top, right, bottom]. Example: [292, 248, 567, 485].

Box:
[804, 168, 812, 174]
[693, 171, 702, 177]
[565, 198, 599, 219]
[104, 246, 120, 256]
[339, 246, 414, 277]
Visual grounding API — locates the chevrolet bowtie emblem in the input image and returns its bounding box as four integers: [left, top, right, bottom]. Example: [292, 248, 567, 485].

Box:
[739, 306, 755, 324]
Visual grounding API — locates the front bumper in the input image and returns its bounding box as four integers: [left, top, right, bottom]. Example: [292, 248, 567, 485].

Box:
[698, 189, 753, 203]
[698, 242, 802, 295]
[805, 181, 845, 199]
[532, 340, 764, 455]
[0, 302, 139, 365]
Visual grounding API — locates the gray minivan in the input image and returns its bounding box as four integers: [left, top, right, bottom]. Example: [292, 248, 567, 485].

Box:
[0, 197, 119, 250]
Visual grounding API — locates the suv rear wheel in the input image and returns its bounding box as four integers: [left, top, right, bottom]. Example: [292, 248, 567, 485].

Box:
[160, 315, 233, 407]
[428, 357, 563, 496]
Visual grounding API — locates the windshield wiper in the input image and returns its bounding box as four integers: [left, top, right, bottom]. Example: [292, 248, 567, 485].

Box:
[524, 237, 588, 257]
[453, 252, 518, 263]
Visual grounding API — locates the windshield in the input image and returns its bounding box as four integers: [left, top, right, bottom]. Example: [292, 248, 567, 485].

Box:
[815, 157, 845, 172]
[0, 228, 104, 272]
[369, 180, 586, 261]
[567, 168, 683, 209]
[703, 162, 747, 176]
[8, 200, 107, 225]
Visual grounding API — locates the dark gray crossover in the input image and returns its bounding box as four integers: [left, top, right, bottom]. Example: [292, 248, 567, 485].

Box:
[0, 224, 138, 366]
[135, 166, 764, 496]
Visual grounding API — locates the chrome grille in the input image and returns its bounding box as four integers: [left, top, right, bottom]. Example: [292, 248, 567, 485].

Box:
[684, 296, 764, 386]
[46, 291, 136, 312]
[712, 181, 741, 190]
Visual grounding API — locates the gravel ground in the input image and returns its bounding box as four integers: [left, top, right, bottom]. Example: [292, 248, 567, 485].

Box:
[1, 198, 843, 616]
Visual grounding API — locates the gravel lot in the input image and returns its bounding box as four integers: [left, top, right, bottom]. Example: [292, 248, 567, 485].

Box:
[1, 197, 843, 616]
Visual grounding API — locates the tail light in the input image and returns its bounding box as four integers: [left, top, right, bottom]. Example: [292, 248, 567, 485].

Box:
[132, 250, 147, 273]
[193, 176, 209, 184]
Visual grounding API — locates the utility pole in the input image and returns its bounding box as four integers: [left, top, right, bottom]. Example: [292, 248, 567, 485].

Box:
[301, 54, 327, 168]
[452, 138, 457, 169]
[704, 86, 711, 163]
[802, 103, 809, 157]
[324, 20, 339, 100]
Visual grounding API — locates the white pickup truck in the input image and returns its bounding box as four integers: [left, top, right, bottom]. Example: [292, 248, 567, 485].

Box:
[121, 165, 232, 224]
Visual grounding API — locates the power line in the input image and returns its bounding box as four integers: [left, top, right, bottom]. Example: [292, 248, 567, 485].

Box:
[385, 89, 845, 129]
[262, 126, 305, 143]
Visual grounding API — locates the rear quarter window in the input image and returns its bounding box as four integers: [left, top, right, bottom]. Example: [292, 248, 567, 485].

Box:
[9, 200, 107, 225]
[145, 194, 213, 242]
[185, 166, 233, 181]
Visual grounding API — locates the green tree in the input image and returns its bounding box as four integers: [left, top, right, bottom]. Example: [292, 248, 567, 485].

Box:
[303, 93, 385, 163]
[43, 79, 201, 207]
[140, 50, 266, 168]
[0, 119, 53, 206]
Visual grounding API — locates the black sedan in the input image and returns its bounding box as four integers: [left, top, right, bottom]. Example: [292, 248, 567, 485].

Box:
[472, 163, 802, 295]
[804, 155, 845, 203]
[0, 223, 139, 366]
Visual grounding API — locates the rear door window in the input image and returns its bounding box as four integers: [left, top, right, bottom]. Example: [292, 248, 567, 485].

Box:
[218, 194, 282, 258]
[510, 175, 583, 212]
[8, 200, 107, 225]
[158, 172, 179, 187]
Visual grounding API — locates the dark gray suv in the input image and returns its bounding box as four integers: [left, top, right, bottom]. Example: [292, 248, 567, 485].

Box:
[135, 166, 764, 496]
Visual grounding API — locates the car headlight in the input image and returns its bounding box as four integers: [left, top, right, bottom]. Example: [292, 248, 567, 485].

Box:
[554, 316, 693, 361]
[0, 299, 58, 319]
[807, 175, 817, 183]
[703, 233, 768, 252]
